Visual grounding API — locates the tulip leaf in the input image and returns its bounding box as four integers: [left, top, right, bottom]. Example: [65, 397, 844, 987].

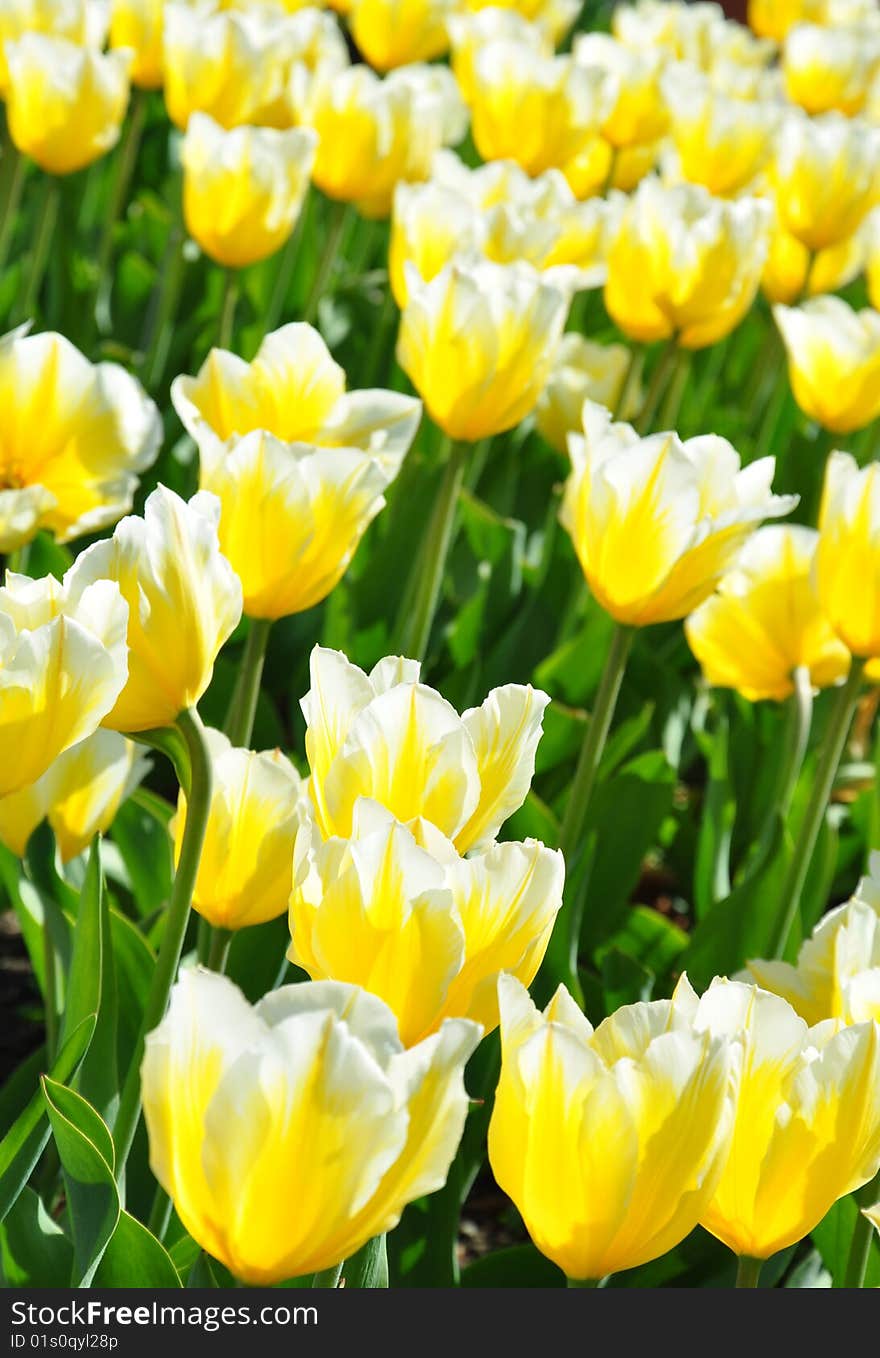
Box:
[693, 711, 734, 919]
[342, 1234, 388, 1289]
[598, 906, 689, 983]
[110, 790, 174, 918]
[185, 1250, 220, 1288]
[93, 1210, 181, 1288]
[62, 842, 119, 1124]
[0, 1185, 73, 1287]
[0, 1014, 95, 1222]
[461, 1243, 565, 1288]
[42, 1076, 120, 1287]
[0, 1047, 46, 1142]
[24, 821, 79, 917]
[811, 1195, 880, 1288]
[109, 908, 156, 1069]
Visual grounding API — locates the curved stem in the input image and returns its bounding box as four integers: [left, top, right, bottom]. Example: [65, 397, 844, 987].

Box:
[396, 438, 468, 662]
[218, 268, 239, 351]
[844, 1172, 880, 1288]
[261, 199, 309, 339]
[612, 344, 644, 421]
[302, 199, 350, 325]
[771, 665, 814, 823]
[656, 346, 692, 432]
[14, 177, 59, 324]
[205, 926, 232, 974]
[113, 707, 213, 1182]
[312, 1261, 344, 1288]
[635, 338, 677, 434]
[735, 1255, 763, 1288]
[95, 89, 148, 332]
[224, 618, 272, 748]
[768, 658, 865, 960]
[0, 142, 26, 276]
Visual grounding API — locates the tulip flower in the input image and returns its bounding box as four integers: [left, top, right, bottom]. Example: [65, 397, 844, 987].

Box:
[747, 0, 824, 40]
[466, 40, 613, 179]
[301, 645, 549, 852]
[662, 65, 776, 197]
[771, 110, 880, 255]
[868, 212, 880, 311]
[562, 136, 659, 201]
[747, 851, 880, 1026]
[572, 33, 669, 152]
[290, 801, 563, 1045]
[5, 35, 131, 176]
[562, 403, 795, 629]
[0, 565, 128, 799]
[0, 0, 105, 96]
[163, 4, 298, 131]
[535, 334, 642, 454]
[284, 7, 351, 122]
[761, 217, 866, 306]
[389, 182, 484, 308]
[488, 974, 734, 1283]
[816, 452, 880, 660]
[349, 0, 456, 70]
[303, 64, 466, 218]
[863, 1203, 880, 1238]
[181, 114, 317, 269]
[397, 259, 568, 443]
[604, 178, 771, 349]
[783, 22, 880, 116]
[448, 10, 553, 105]
[172, 730, 305, 931]
[617, 0, 776, 70]
[457, 0, 580, 46]
[141, 969, 481, 1283]
[68, 486, 242, 734]
[0, 731, 147, 863]
[685, 526, 850, 703]
[774, 297, 880, 435]
[0, 326, 161, 554]
[693, 978, 880, 1267]
[109, 0, 163, 90]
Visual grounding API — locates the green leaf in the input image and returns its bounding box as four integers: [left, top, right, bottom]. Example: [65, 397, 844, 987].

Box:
[598, 947, 655, 1012]
[693, 712, 734, 919]
[94, 1210, 182, 1288]
[185, 1250, 220, 1288]
[109, 790, 174, 917]
[42, 1076, 120, 1287]
[342, 1234, 388, 1289]
[109, 908, 155, 1069]
[598, 906, 689, 983]
[0, 1185, 73, 1287]
[0, 1014, 95, 1223]
[461, 1243, 564, 1288]
[812, 1194, 880, 1288]
[0, 1047, 47, 1142]
[66, 842, 118, 1123]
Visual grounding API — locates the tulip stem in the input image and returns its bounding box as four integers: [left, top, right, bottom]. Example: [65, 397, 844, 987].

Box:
[612, 344, 644, 421]
[397, 438, 468, 662]
[735, 1255, 763, 1288]
[224, 618, 272, 748]
[567, 1276, 601, 1288]
[635, 338, 677, 434]
[42, 920, 58, 1063]
[773, 665, 814, 821]
[206, 926, 232, 974]
[843, 1172, 880, 1288]
[14, 176, 59, 324]
[312, 1261, 344, 1288]
[95, 89, 149, 333]
[142, 225, 185, 390]
[0, 141, 26, 277]
[261, 197, 309, 339]
[302, 199, 350, 326]
[218, 269, 239, 350]
[768, 657, 865, 961]
[113, 707, 213, 1183]
[656, 346, 692, 432]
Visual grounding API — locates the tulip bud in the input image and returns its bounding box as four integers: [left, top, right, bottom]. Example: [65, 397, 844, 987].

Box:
[774, 297, 880, 434]
[5, 35, 131, 176]
[141, 969, 481, 1283]
[535, 333, 641, 454]
[783, 21, 880, 116]
[747, 0, 825, 41]
[0, 0, 105, 97]
[561, 402, 796, 627]
[109, 0, 163, 90]
[573, 33, 669, 149]
[69, 486, 242, 733]
[0, 326, 160, 554]
[182, 114, 316, 269]
[448, 11, 554, 106]
[816, 451, 880, 659]
[771, 110, 880, 254]
[349, 0, 456, 71]
[662, 63, 777, 197]
[761, 216, 866, 305]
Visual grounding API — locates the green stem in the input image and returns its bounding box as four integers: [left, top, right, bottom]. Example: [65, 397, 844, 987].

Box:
[0, 142, 26, 276]
[567, 1275, 601, 1288]
[600, 146, 619, 197]
[14, 177, 59, 323]
[147, 1183, 172, 1242]
[635, 337, 678, 434]
[753, 363, 790, 464]
[218, 268, 239, 351]
[113, 707, 213, 1183]
[43, 921, 58, 1063]
[302, 199, 350, 325]
[844, 1172, 880, 1288]
[205, 926, 232, 974]
[224, 618, 272, 748]
[142, 225, 185, 390]
[735, 1255, 763, 1287]
[261, 199, 309, 339]
[396, 438, 468, 662]
[774, 666, 814, 820]
[768, 657, 865, 960]
[612, 344, 644, 421]
[340, 1234, 388, 1288]
[95, 89, 148, 332]
[656, 346, 692, 431]
[312, 1261, 344, 1288]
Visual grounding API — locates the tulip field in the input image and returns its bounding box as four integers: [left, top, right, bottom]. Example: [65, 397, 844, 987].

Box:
[4, 0, 880, 1301]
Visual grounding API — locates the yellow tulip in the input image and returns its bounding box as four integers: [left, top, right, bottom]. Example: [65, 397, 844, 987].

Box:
[761, 215, 866, 305]
[771, 110, 880, 254]
[561, 402, 796, 627]
[685, 526, 850, 702]
[448, 10, 553, 106]
[163, 4, 297, 131]
[173, 730, 305, 930]
[141, 969, 481, 1284]
[488, 974, 734, 1282]
[604, 178, 771, 349]
[748, 0, 825, 40]
[69, 485, 242, 733]
[775, 297, 880, 434]
[349, 0, 455, 71]
[816, 452, 880, 659]
[0, 731, 146, 863]
[0, 565, 128, 799]
[617, 0, 776, 70]
[172, 320, 420, 459]
[304, 63, 466, 218]
[0, 326, 161, 554]
[301, 644, 550, 851]
[5, 35, 131, 176]
[181, 114, 316, 269]
[561, 136, 659, 201]
[467, 42, 613, 179]
[868, 211, 880, 310]
[109, 0, 163, 90]
[290, 798, 562, 1045]
[459, 0, 579, 45]
[535, 333, 642, 455]
[662, 65, 776, 197]
[784, 22, 880, 116]
[864, 1202, 880, 1237]
[397, 258, 569, 442]
[284, 8, 351, 122]
[747, 851, 880, 1026]
[572, 33, 668, 150]
[0, 0, 105, 96]
[694, 978, 880, 1260]
[389, 181, 483, 308]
